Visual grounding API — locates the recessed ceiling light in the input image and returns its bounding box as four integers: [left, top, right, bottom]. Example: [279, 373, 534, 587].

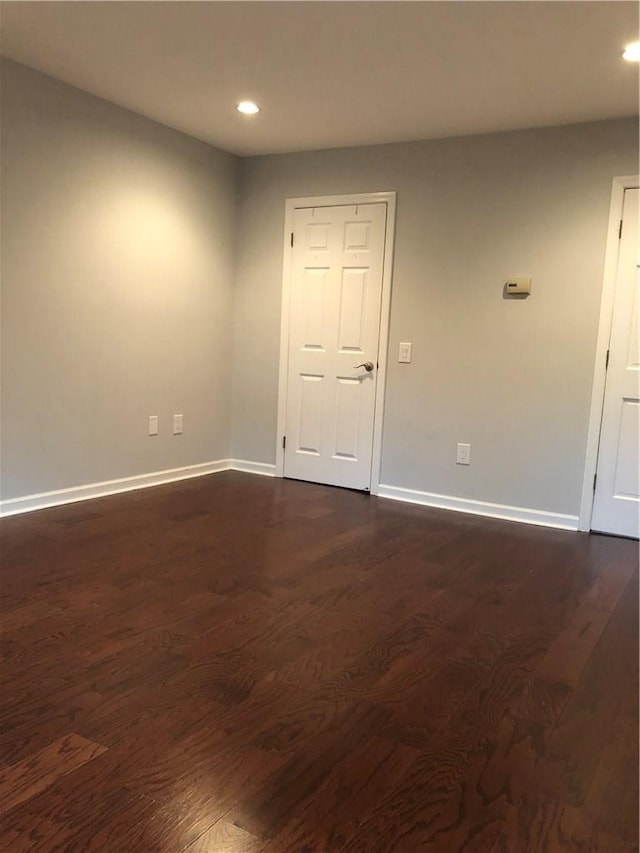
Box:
[237, 101, 260, 115]
[622, 41, 640, 61]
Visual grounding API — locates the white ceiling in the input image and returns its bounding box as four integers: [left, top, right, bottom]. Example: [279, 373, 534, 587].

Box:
[1, 1, 638, 157]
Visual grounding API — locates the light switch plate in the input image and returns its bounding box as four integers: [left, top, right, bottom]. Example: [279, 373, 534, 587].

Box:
[148, 415, 159, 436]
[173, 414, 183, 435]
[399, 342, 412, 363]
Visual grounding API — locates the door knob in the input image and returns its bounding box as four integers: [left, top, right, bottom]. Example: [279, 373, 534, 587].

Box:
[353, 361, 374, 372]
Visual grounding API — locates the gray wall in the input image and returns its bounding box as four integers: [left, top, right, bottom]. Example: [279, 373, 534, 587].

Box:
[1, 60, 239, 499]
[2, 58, 637, 517]
[231, 120, 638, 516]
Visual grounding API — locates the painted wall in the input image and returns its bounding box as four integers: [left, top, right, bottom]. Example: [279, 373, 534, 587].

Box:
[1, 60, 239, 499]
[231, 119, 638, 516]
[2, 58, 637, 519]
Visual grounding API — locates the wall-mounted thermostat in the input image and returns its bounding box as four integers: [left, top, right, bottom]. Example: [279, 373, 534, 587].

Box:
[505, 277, 532, 295]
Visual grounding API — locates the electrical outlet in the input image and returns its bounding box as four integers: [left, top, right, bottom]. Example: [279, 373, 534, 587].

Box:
[173, 414, 183, 435]
[456, 443, 471, 465]
[148, 415, 159, 436]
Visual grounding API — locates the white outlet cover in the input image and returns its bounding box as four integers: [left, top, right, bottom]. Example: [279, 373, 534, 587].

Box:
[456, 443, 471, 465]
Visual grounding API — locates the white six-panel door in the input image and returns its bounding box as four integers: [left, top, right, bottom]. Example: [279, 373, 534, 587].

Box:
[591, 187, 640, 538]
[283, 203, 387, 491]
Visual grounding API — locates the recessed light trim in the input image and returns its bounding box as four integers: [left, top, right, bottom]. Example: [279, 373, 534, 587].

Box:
[237, 101, 260, 115]
[623, 41, 640, 61]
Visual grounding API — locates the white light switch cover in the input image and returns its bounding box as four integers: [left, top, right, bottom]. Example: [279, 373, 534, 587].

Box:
[399, 342, 412, 363]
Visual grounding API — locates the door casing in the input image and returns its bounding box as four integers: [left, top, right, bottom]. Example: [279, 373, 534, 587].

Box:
[275, 191, 397, 494]
[579, 175, 640, 532]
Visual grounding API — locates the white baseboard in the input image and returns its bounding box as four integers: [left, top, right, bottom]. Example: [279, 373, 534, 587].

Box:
[0, 460, 230, 518]
[228, 459, 277, 477]
[1, 464, 576, 531]
[0, 458, 279, 518]
[376, 484, 579, 531]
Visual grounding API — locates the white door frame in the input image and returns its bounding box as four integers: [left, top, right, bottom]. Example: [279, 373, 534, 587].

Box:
[275, 191, 397, 494]
[578, 175, 639, 532]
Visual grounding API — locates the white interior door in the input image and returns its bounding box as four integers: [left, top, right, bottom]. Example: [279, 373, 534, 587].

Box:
[591, 187, 640, 538]
[283, 203, 387, 491]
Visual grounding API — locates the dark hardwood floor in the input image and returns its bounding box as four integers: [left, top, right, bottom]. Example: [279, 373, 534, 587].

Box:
[1, 471, 638, 852]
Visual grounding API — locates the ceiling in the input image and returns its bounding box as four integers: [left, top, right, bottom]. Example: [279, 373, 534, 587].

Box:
[1, 1, 638, 157]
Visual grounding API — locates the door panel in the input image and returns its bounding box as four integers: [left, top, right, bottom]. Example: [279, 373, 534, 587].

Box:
[284, 203, 387, 490]
[591, 187, 640, 537]
[613, 399, 638, 497]
[333, 376, 361, 460]
[301, 268, 328, 350]
[298, 374, 323, 455]
[344, 220, 371, 251]
[338, 268, 368, 352]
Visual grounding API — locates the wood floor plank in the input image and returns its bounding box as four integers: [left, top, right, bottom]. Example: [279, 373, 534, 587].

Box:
[183, 819, 264, 853]
[589, 715, 638, 844]
[534, 600, 613, 687]
[0, 733, 107, 816]
[491, 790, 639, 853]
[0, 785, 152, 853]
[0, 472, 637, 851]
[263, 734, 420, 853]
[229, 701, 391, 840]
[0, 689, 104, 767]
[336, 729, 501, 852]
[528, 572, 639, 808]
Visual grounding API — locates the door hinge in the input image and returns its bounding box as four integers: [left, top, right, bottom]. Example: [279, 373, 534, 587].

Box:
[290, 232, 294, 248]
[619, 219, 623, 239]
[593, 473, 597, 491]
[282, 435, 286, 450]
[605, 349, 610, 369]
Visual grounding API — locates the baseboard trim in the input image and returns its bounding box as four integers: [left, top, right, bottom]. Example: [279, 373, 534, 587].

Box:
[228, 459, 277, 477]
[0, 460, 231, 518]
[377, 484, 579, 531]
[1, 466, 576, 530]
